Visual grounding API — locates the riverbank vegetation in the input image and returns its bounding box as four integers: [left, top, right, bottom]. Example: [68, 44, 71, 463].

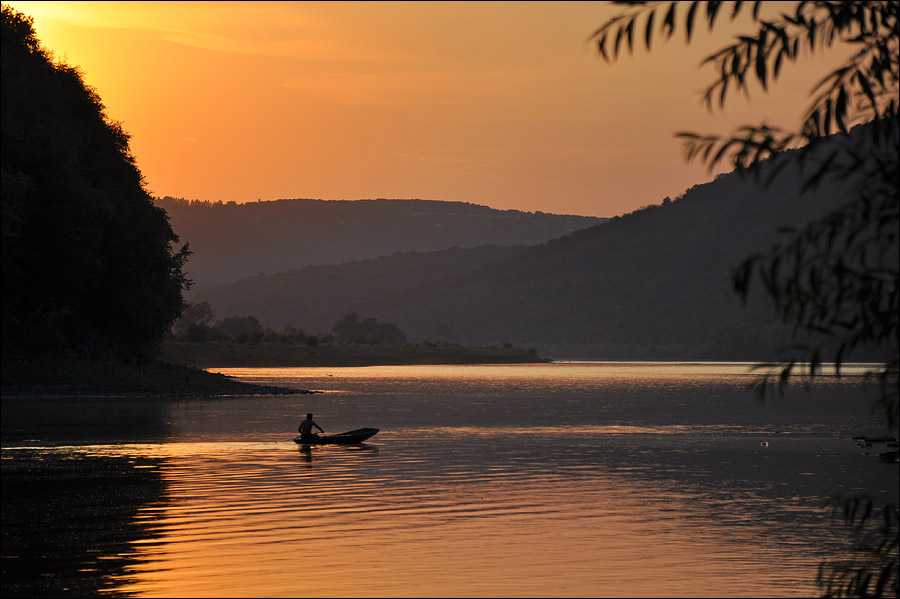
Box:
[160, 340, 545, 368]
[164, 305, 546, 367]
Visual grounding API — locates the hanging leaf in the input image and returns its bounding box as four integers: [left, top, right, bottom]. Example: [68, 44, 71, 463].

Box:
[835, 83, 848, 132]
[614, 25, 625, 58]
[596, 33, 609, 61]
[625, 17, 634, 54]
[773, 46, 785, 79]
[706, 1, 721, 29]
[755, 30, 769, 89]
[663, 1, 677, 38]
[644, 9, 655, 50]
[686, 1, 699, 42]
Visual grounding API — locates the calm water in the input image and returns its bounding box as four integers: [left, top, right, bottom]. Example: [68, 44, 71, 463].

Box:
[2, 362, 897, 597]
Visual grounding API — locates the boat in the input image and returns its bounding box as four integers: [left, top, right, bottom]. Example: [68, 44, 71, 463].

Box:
[294, 428, 379, 445]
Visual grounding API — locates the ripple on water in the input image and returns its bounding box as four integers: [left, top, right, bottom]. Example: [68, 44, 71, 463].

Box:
[2, 363, 892, 598]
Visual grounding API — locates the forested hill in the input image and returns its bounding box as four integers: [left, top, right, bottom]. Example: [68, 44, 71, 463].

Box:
[1, 6, 187, 363]
[157, 197, 602, 288]
[194, 130, 893, 361]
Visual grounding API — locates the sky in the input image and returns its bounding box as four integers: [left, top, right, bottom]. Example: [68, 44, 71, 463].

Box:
[7, 1, 848, 217]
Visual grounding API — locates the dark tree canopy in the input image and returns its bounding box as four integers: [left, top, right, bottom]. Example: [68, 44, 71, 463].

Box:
[332, 313, 408, 345]
[1, 5, 189, 362]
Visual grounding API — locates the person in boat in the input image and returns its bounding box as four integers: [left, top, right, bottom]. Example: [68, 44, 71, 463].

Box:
[298, 413, 325, 443]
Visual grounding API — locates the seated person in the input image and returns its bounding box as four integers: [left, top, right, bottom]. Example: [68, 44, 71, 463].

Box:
[298, 413, 324, 442]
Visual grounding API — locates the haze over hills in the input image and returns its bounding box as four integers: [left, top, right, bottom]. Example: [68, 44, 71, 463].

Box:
[196, 245, 529, 339]
[157, 197, 603, 289]
[191, 131, 896, 362]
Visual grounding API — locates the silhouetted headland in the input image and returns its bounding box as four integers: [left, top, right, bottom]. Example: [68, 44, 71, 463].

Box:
[0, 355, 306, 398]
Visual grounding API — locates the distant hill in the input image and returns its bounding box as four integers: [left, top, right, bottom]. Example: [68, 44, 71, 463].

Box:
[157, 197, 603, 289]
[196, 245, 527, 338]
[192, 131, 896, 361]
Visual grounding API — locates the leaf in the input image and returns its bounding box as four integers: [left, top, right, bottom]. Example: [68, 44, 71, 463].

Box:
[805, 109, 822, 138]
[835, 83, 848, 132]
[823, 97, 833, 134]
[686, 1, 699, 42]
[706, 1, 721, 29]
[614, 25, 625, 58]
[663, 2, 676, 38]
[755, 30, 769, 89]
[597, 33, 609, 61]
[731, 48, 742, 81]
[644, 9, 655, 50]
[625, 17, 634, 54]
[773, 47, 784, 79]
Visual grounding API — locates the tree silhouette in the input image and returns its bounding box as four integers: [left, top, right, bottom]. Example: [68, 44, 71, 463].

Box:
[171, 301, 215, 339]
[592, 2, 897, 597]
[332, 312, 408, 344]
[1, 6, 190, 362]
[213, 315, 266, 342]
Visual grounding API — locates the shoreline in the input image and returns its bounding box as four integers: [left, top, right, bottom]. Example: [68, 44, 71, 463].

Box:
[158, 340, 550, 368]
[1, 341, 550, 398]
[0, 355, 307, 398]
[0, 386, 316, 399]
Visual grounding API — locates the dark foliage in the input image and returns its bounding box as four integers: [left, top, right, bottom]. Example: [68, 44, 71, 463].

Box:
[213, 315, 266, 343]
[1, 6, 190, 362]
[818, 496, 900, 598]
[331, 312, 407, 345]
[171, 300, 214, 338]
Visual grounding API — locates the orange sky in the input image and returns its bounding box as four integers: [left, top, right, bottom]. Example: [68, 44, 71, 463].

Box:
[8, 1, 848, 217]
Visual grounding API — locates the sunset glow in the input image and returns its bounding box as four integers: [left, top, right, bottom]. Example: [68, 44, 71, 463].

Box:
[7, 1, 849, 217]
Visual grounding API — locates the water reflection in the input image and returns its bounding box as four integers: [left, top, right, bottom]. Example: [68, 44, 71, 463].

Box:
[2, 364, 894, 597]
[0, 396, 175, 446]
[211, 361, 880, 390]
[298, 443, 378, 466]
[1, 449, 167, 598]
[2, 433, 877, 597]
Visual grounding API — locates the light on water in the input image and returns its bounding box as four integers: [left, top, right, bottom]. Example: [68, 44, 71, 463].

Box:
[2, 363, 896, 597]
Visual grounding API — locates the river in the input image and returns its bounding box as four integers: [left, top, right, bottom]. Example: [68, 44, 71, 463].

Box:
[2, 362, 897, 597]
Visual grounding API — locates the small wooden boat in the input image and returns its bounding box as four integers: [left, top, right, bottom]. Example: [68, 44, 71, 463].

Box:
[294, 428, 379, 445]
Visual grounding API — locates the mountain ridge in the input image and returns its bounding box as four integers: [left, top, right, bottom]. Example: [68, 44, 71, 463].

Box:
[157, 196, 604, 289]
